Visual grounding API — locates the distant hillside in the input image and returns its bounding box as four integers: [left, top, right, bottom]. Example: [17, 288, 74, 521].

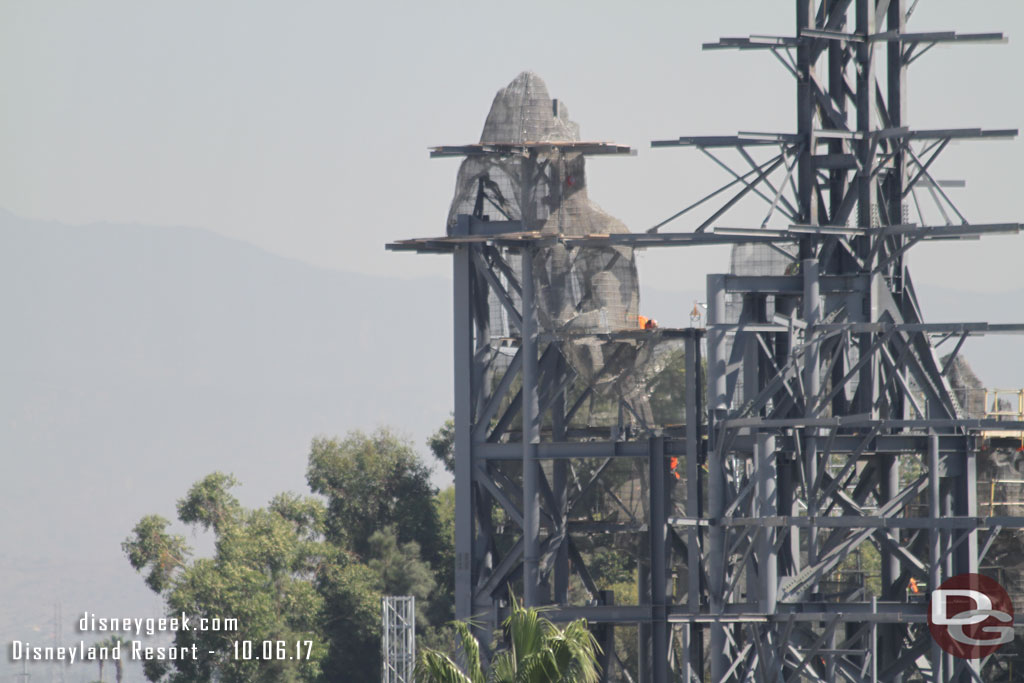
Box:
[0, 209, 453, 680]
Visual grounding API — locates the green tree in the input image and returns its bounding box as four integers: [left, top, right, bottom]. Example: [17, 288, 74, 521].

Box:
[427, 417, 455, 474]
[368, 526, 435, 598]
[431, 486, 456, 607]
[307, 428, 457, 667]
[123, 473, 329, 682]
[176, 472, 243, 531]
[125, 427, 458, 682]
[316, 554, 382, 681]
[417, 597, 601, 683]
[307, 429, 444, 565]
[122, 515, 190, 592]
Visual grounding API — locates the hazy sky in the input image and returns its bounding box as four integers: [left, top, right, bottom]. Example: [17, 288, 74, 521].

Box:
[0, 5, 1021, 678]
[2, 0, 1022, 294]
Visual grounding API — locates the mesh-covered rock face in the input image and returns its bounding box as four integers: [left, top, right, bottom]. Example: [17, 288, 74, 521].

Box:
[446, 72, 644, 396]
[447, 72, 586, 233]
[944, 354, 986, 418]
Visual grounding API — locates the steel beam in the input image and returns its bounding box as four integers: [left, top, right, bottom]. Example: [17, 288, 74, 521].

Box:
[453, 245, 474, 623]
[520, 247, 541, 607]
[399, 3, 1022, 681]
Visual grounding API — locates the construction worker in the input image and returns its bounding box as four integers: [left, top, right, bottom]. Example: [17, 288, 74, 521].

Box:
[637, 315, 659, 330]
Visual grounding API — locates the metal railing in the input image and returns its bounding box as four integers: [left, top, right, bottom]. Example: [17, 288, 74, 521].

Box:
[984, 388, 1024, 421]
[979, 479, 1024, 516]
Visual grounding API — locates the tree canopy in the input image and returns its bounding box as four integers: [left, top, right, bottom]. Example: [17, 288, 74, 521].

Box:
[307, 429, 444, 564]
[124, 427, 455, 682]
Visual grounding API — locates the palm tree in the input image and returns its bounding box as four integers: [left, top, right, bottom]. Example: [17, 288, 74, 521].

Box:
[93, 636, 126, 683]
[417, 594, 601, 683]
[95, 642, 106, 683]
[108, 635, 127, 683]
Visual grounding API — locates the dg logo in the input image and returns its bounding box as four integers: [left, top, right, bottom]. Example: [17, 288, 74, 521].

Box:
[928, 573, 1015, 659]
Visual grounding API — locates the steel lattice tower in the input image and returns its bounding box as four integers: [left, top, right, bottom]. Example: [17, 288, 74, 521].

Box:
[382, 596, 416, 683]
[390, 1, 1024, 680]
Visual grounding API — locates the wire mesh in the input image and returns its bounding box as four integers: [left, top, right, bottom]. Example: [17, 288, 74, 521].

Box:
[445, 72, 693, 429]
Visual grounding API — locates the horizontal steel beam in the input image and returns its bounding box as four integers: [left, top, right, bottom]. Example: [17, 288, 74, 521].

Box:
[722, 274, 867, 294]
[720, 416, 1024, 430]
[475, 440, 686, 460]
[388, 221, 1021, 253]
[703, 35, 801, 50]
[816, 321, 1024, 335]
[430, 142, 634, 157]
[703, 516, 1024, 529]
[707, 30, 1005, 50]
[531, 603, 931, 625]
[652, 132, 799, 147]
[731, 432, 971, 454]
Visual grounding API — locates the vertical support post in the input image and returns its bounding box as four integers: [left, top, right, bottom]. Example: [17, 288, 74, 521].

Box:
[827, 0, 849, 225]
[942, 468, 954, 683]
[855, 0, 876, 231]
[742, 296, 761, 411]
[706, 273, 728, 682]
[684, 331, 702, 683]
[886, 0, 906, 214]
[453, 244, 474, 623]
[707, 274, 729, 417]
[958, 439, 981, 683]
[887, 0, 908, 300]
[928, 432, 943, 681]
[774, 295, 801, 582]
[803, 258, 820, 567]
[678, 626, 691, 683]
[879, 453, 901, 682]
[685, 332, 701, 610]
[757, 432, 778, 615]
[649, 437, 669, 683]
[382, 598, 390, 683]
[552, 353, 570, 604]
[742, 297, 762, 606]
[796, 0, 818, 228]
[855, 0, 879, 420]
[521, 246, 541, 608]
[637, 562, 650, 683]
[871, 596, 879, 683]
[959, 440, 979, 573]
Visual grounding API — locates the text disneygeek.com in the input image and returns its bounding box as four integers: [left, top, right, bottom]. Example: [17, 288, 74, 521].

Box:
[8, 611, 314, 664]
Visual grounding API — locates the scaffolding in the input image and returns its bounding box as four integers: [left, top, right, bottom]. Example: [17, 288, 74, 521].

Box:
[389, 2, 1024, 680]
[382, 596, 415, 683]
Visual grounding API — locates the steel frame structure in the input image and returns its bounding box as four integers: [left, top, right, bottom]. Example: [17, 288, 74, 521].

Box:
[389, 1, 1024, 680]
[392, 205, 706, 680]
[382, 595, 416, 683]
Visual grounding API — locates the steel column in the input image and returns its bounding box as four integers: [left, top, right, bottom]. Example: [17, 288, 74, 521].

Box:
[520, 247, 541, 607]
[706, 273, 728, 682]
[453, 245, 474, 622]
